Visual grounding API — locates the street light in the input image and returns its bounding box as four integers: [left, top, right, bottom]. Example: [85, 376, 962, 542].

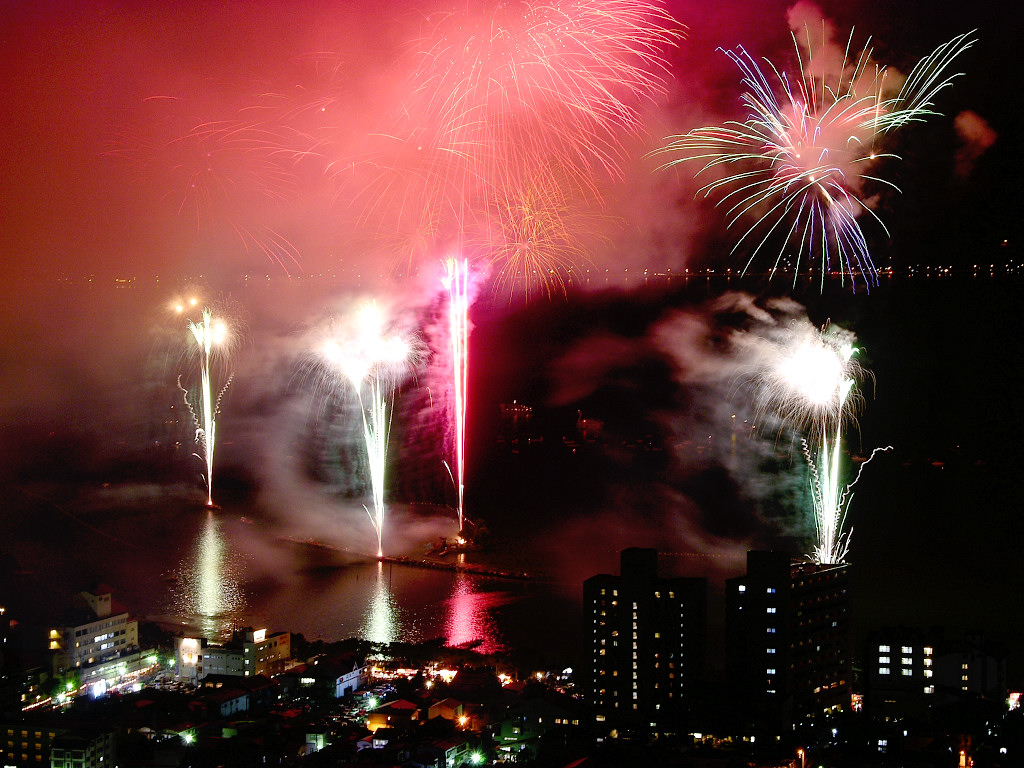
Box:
[797, 748, 806, 768]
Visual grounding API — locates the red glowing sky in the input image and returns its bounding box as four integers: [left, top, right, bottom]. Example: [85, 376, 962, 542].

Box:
[0, 0, 1017, 288]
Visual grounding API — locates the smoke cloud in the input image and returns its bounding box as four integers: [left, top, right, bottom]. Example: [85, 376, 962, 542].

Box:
[953, 110, 998, 177]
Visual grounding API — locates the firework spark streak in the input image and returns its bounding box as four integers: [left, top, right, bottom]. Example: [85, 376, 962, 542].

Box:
[321, 302, 415, 558]
[740, 316, 887, 564]
[656, 28, 974, 291]
[407, 0, 684, 188]
[442, 258, 470, 532]
[804, 441, 892, 564]
[110, 100, 305, 275]
[348, 0, 682, 296]
[180, 308, 232, 507]
[475, 166, 610, 301]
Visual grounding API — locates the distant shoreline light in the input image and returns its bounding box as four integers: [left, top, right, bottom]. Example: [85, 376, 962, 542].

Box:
[45, 259, 1024, 288]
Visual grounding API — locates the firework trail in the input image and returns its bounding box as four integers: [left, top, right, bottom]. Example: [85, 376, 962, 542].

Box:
[656, 27, 974, 291]
[471, 164, 613, 301]
[441, 258, 470, 532]
[179, 307, 234, 507]
[348, 0, 682, 294]
[109, 97, 305, 274]
[320, 302, 416, 558]
[804, 440, 892, 564]
[407, 0, 682, 187]
[738, 313, 889, 564]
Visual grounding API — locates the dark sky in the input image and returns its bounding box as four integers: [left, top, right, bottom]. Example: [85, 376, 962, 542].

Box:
[1, 0, 1022, 660]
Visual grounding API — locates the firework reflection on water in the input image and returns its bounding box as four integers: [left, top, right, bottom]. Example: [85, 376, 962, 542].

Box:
[172, 510, 247, 640]
[360, 561, 399, 645]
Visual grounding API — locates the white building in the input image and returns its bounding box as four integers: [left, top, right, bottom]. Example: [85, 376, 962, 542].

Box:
[48, 588, 139, 681]
[176, 628, 290, 684]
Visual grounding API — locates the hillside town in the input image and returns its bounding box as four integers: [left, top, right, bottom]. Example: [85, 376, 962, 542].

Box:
[3, 549, 1023, 768]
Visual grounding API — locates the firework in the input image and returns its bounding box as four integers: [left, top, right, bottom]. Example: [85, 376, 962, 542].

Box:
[349, 0, 682, 290]
[442, 258, 471, 532]
[746, 320, 864, 441]
[320, 301, 416, 558]
[407, 0, 682, 190]
[656, 28, 974, 290]
[739, 314, 889, 564]
[470, 164, 612, 300]
[179, 307, 234, 507]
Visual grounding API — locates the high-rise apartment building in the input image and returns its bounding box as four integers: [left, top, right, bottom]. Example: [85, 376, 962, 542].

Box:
[726, 552, 852, 734]
[724, 550, 792, 733]
[789, 561, 853, 727]
[583, 548, 707, 737]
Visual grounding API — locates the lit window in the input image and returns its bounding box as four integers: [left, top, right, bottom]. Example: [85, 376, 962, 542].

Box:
[924, 685, 934, 694]
[901, 646, 913, 654]
[924, 658, 932, 667]
[766, 607, 776, 614]
[879, 667, 890, 675]
[879, 656, 890, 664]
[738, 585, 746, 593]
[901, 657, 913, 666]
[924, 646, 933, 656]
[766, 587, 776, 594]
[767, 627, 776, 634]
[766, 668, 776, 675]
[901, 669, 912, 677]
[767, 648, 776, 654]
[879, 645, 890, 652]
[924, 670, 932, 678]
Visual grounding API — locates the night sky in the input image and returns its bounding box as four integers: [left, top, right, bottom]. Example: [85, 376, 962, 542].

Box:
[1, 0, 1022, 666]
[1, 0, 1019, 284]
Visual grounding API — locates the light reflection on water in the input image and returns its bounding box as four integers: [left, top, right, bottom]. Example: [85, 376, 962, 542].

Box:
[147, 509, 561, 656]
[360, 561, 399, 644]
[173, 510, 247, 639]
[4, 492, 580, 664]
[445, 570, 504, 654]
